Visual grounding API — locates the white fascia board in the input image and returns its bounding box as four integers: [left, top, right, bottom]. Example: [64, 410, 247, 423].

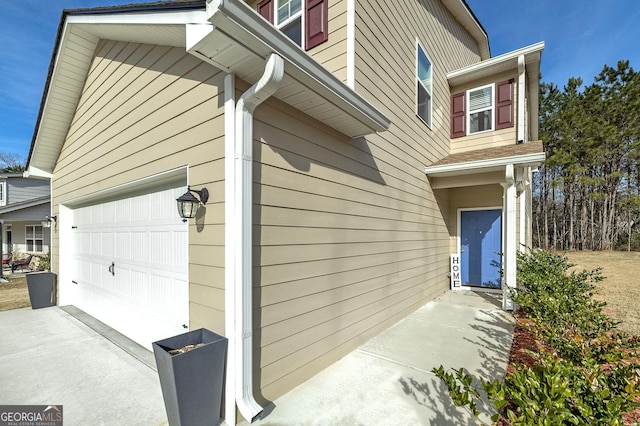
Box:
[424, 152, 546, 176]
[206, 0, 390, 134]
[66, 10, 208, 25]
[24, 166, 52, 179]
[447, 41, 545, 81]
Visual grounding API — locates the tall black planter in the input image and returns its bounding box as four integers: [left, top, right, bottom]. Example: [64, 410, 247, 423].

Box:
[152, 328, 228, 426]
[26, 272, 57, 309]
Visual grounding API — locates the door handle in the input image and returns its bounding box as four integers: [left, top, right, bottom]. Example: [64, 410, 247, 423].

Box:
[108, 262, 115, 276]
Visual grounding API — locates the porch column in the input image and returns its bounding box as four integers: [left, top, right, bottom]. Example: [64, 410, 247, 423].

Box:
[502, 164, 517, 310]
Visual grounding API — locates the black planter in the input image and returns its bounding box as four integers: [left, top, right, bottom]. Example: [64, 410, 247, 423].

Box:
[152, 328, 228, 426]
[26, 272, 57, 309]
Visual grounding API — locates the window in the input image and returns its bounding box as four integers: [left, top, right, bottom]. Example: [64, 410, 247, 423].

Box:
[277, 0, 302, 46]
[0, 181, 5, 206]
[26, 225, 44, 252]
[450, 79, 514, 139]
[257, 0, 328, 51]
[468, 84, 493, 134]
[416, 42, 432, 127]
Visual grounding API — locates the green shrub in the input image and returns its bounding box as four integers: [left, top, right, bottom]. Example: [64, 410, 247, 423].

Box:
[434, 249, 640, 425]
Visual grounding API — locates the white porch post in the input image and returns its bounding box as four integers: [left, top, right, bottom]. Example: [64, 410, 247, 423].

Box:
[502, 164, 517, 310]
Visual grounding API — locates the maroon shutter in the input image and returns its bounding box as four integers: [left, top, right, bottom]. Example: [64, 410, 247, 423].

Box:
[305, 0, 328, 50]
[257, 0, 274, 23]
[450, 92, 466, 138]
[496, 79, 514, 130]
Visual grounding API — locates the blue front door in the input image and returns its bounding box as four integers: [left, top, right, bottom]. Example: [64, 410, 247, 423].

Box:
[460, 209, 502, 288]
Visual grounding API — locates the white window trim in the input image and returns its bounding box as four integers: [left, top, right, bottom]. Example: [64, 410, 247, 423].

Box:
[467, 83, 495, 135]
[416, 39, 433, 128]
[276, 0, 304, 46]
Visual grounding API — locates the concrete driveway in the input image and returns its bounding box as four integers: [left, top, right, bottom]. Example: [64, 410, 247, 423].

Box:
[0, 290, 513, 426]
[0, 306, 167, 425]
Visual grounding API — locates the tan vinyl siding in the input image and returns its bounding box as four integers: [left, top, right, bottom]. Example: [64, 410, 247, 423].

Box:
[51, 40, 227, 334]
[240, 0, 487, 404]
[450, 70, 519, 153]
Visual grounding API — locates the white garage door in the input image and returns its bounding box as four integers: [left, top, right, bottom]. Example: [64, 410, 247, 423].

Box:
[70, 187, 189, 349]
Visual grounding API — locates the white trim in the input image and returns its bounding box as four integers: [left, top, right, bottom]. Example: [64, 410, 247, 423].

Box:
[346, 0, 355, 88]
[517, 55, 526, 142]
[66, 10, 207, 25]
[467, 83, 494, 135]
[502, 164, 517, 310]
[63, 167, 187, 207]
[456, 207, 503, 291]
[0, 181, 5, 207]
[424, 152, 546, 176]
[447, 42, 545, 80]
[223, 73, 237, 426]
[58, 204, 74, 306]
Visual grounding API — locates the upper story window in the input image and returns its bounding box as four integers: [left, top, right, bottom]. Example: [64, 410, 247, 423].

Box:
[468, 84, 493, 134]
[257, 0, 328, 51]
[277, 0, 303, 45]
[0, 181, 5, 206]
[416, 41, 432, 127]
[451, 79, 514, 139]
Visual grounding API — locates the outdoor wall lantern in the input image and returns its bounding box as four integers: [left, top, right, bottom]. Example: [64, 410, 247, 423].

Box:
[41, 215, 57, 228]
[176, 187, 209, 221]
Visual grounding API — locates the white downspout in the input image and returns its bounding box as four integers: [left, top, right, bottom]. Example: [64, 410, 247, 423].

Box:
[235, 53, 284, 422]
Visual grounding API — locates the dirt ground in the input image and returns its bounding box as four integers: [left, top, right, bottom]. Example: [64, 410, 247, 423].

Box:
[0, 275, 30, 311]
[564, 250, 640, 337]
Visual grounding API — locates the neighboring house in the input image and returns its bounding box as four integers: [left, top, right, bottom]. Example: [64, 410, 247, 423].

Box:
[24, 0, 544, 423]
[0, 173, 51, 257]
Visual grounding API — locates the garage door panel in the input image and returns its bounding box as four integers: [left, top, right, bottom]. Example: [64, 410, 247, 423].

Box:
[70, 186, 189, 349]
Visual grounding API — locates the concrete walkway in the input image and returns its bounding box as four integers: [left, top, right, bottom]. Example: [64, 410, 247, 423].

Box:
[0, 290, 513, 425]
[246, 291, 514, 426]
[0, 306, 167, 426]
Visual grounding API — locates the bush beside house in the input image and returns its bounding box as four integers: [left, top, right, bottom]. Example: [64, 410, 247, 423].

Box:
[435, 250, 640, 425]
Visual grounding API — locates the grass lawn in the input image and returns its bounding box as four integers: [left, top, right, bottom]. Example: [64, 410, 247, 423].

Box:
[0, 275, 30, 311]
[565, 250, 640, 336]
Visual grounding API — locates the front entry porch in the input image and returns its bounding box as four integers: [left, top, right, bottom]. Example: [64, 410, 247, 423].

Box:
[425, 142, 545, 310]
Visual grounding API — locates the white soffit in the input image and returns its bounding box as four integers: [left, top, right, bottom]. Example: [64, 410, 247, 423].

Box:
[189, 0, 390, 138]
[27, 10, 208, 178]
[447, 42, 545, 87]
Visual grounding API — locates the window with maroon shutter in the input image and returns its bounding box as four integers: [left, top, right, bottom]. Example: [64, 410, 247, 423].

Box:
[306, 0, 328, 50]
[258, 0, 328, 51]
[257, 0, 274, 23]
[495, 79, 514, 130]
[450, 92, 466, 138]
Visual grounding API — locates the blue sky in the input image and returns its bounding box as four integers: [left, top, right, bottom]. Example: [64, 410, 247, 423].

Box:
[1, 0, 639, 163]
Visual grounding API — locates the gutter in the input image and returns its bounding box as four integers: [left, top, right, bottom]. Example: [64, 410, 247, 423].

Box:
[234, 53, 284, 422]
